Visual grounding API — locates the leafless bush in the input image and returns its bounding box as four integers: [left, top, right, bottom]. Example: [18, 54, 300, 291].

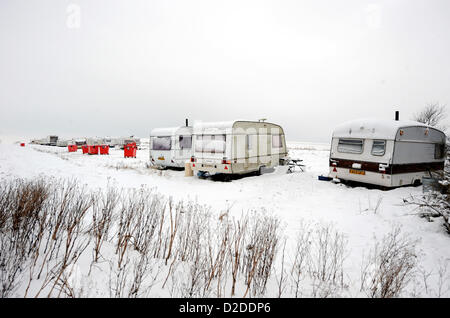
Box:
[90, 187, 119, 265]
[173, 204, 211, 298]
[360, 226, 418, 298]
[35, 180, 92, 297]
[404, 193, 450, 235]
[413, 102, 447, 131]
[204, 213, 232, 297]
[289, 222, 312, 297]
[242, 212, 281, 298]
[0, 178, 49, 297]
[0, 178, 94, 298]
[115, 193, 138, 268]
[308, 223, 347, 297]
[275, 239, 288, 298]
[436, 259, 450, 297]
[229, 213, 248, 297]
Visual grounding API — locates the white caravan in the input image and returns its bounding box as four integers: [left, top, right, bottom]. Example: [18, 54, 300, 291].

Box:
[31, 135, 58, 146]
[190, 120, 288, 178]
[150, 126, 193, 168]
[328, 118, 446, 187]
[103, 137, 140, 149]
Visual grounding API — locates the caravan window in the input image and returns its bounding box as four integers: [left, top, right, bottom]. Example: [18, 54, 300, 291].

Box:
[337, 139, 364, 154]
[272, 135, 283, 148]
[371, 140, 386, 156]
[179, 135, 192, 149]
[152, 136, 171, 150]
[195, 134, 226, 153]
[435, 143, 445, 159]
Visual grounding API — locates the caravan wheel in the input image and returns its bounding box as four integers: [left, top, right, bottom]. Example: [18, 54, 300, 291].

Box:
[256, 166, 265, 176]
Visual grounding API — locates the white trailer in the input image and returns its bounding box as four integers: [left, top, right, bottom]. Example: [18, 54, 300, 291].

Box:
[114, 136, 141, 149]
[328, 118, 446, 187]
[190, 120, 288, 178]
[150, 126, 193, 168]
[32, 135, 59, 146]
[56, 139, 72, 147]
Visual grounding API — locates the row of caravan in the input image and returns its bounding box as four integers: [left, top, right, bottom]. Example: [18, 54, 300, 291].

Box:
[150, 120, 289, 177]
[31, 136, 141, 149]
[150, 116, 447, 188]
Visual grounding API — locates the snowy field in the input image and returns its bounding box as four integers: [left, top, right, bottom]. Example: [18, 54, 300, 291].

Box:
[0, 139, 449, 298]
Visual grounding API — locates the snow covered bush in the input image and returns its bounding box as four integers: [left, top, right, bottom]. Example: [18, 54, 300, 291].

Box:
[1, 176, 436, 298]
[403, 151, 450, 234]
[360, 226, 418, 298]
[0, 177, 286, 298]
[0, 178, 49, 297]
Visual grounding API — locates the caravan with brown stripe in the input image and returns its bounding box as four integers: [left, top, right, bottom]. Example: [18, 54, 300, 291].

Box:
[328, 115, 446, 188]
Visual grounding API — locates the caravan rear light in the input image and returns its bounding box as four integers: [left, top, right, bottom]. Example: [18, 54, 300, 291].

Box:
[379, 163, 388, 174]
[222, 159, 231, 164]
[191, 156, 196, 162]
[330, 159, 338, 166]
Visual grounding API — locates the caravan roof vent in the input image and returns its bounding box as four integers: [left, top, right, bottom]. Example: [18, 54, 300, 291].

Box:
[258, 118, 267, 122]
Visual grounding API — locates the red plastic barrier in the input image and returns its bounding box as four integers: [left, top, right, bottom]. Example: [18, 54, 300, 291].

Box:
[99, 145, 109, 155]
[81, 145, 89, 154]
[124, 143, 137, 158]
[68, 145, 78, 152]
[88, 145, 99, 155]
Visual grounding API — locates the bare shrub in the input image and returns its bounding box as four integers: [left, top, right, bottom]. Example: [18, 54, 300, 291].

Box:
[413, 102, 447, 131]
[308, 223, 347, 297]
[242, 212, 281, 298]
[0, 178, 50, 297]
[35, 180, 92, 297]
[0, 178, 96, 298]
[90, 186, 119, 265]
[203, 212, 231, 297]
[436, 259, 450, 298]
[229, 213, 248, 297]
[275, 239, 288, 298]
[360, 226, 418, 298]
[175, 204, 210, 298]
[289, 222, 312, 298]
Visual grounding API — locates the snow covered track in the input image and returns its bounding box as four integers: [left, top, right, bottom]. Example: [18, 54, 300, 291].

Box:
[0, 142, 449, 297]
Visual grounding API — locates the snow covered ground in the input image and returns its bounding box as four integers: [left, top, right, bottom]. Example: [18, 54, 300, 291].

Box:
[0, 139, 449, 297]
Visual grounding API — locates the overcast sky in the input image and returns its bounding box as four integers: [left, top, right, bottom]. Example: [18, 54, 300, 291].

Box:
[0, 0, 449, 142]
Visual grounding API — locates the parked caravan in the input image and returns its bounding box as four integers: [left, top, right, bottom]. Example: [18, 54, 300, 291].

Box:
[328, 117, 446, 187]
[86, 137, 102, 146]
[56, 139, 73, 147]
[114, 136, 141, 149]
[31, 135, 59, 146]
[190, 120, 288, 178]
[74, 138, 87, 146]
[150, 126, 193, 168]
[47, 135, 58, 146]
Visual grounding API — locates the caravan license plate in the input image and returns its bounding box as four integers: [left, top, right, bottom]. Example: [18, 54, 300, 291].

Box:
[349, 169, 365, 175]
[158, 156, 165, 161]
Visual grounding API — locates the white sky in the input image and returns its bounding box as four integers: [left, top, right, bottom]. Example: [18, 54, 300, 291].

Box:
[0, 0, 449, 142]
